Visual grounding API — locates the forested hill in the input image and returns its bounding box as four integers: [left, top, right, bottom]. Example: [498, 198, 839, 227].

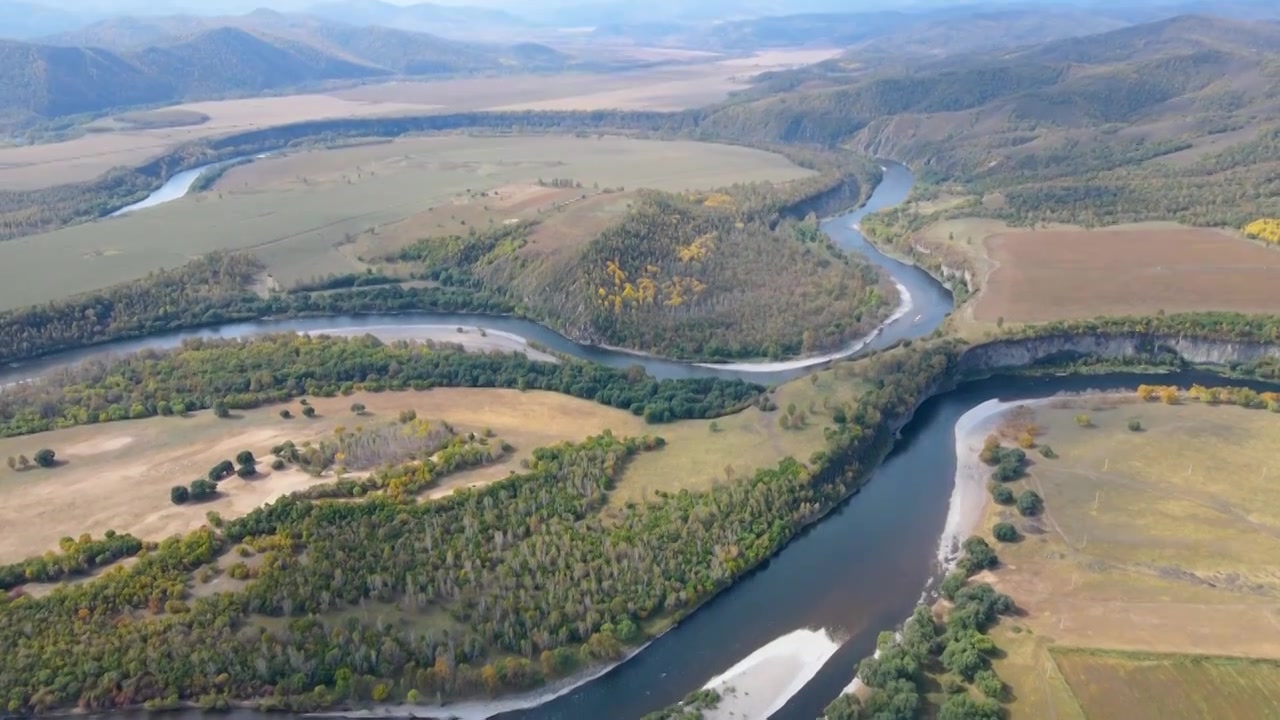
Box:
[702, 14, 1280, 226]
[0, 19, 568, 125]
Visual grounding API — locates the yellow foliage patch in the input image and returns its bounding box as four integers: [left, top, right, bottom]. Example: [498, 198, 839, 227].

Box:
[1243, 218, 1280, 243]
[702, 192, 735, 208]
[676, 233, 715, 263]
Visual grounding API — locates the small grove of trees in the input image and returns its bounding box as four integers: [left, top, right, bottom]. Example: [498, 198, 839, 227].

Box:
[980, 436, 1026, 483]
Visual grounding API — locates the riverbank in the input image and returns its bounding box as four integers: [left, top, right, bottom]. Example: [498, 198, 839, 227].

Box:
[695, 280, 914, 373]
[304, 325, 559, 363]
[938, 398, 1024, 568]
[699, 628, 843, 720]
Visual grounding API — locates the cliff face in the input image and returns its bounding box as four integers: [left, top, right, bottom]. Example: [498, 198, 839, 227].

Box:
[959, 334, 1280, 374]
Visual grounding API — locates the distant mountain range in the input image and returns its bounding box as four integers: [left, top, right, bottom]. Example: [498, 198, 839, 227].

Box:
[0, 17, 569, 126]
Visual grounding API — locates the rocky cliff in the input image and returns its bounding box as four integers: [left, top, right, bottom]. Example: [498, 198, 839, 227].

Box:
[959, 333, 1280, 375]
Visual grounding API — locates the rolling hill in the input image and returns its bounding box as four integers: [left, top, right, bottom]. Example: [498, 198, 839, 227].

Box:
[1, 18, 569, 126]
[700, 14, 1280, 226]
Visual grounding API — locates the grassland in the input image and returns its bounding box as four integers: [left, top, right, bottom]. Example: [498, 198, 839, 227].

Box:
[974, 397, 1280, 719]
[0, 135, 812, 310]
[889, 211, 1280, 334]
[1051, 648, 1280, 720]
[0, 49, 829, 191]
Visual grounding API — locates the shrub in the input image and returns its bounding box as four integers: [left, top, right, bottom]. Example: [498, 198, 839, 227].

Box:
[279, 409, 293, 419]
[302, 406, 317, 418]
[33, 449, 56, 468]
[213, 400, 230, 418]
[189, 478, 218, 501]
[940, 571, 967, 600]
[1075, 413, 1092, 427]
[235, 451, 256, 467]
[271, 458, 286, 471]
[992, 522, 1019, 543]
[1038, 444, 1057, 459]
[235, 464, 256, 479]
[991, 485, 1015, 505]
[958, 536, 998, 575]
[1128, 418, 1143, 432]
[351, 403, 367, 415]
[170, 486, 190, 505]
[974, 669, 1005, 700]
[1017, 490, 1044, 517]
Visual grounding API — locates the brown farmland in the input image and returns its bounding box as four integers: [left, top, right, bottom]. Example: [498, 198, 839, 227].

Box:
[973, 225, 1280, 323]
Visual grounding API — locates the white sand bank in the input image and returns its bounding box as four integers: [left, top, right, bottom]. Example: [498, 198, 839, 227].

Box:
[695, 279, 913, 373]
[699, 627, 842, 720]
[303, 325, 559, 363]
[937, 399, 1026, 569]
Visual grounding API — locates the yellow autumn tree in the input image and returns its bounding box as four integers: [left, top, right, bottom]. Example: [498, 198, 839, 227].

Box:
[1244, 218, 1280, 243]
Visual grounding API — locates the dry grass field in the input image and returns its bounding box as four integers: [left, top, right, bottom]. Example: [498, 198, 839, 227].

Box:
[0, 388, 645, 564]
[973, 224, 1280, 323]
[612, 362, 867, 506]
[975, 397, 1280, 719]
[0, 49, 831, 191]
[1050, 649, 1280, 720]
[0, 135, 811, 309]
[900, 214, 1280, 333]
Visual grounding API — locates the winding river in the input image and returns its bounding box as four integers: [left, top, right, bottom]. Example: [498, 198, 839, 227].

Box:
[10, 161, 1269, 720]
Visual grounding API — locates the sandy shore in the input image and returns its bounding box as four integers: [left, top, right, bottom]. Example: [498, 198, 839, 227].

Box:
[937, 398, 1026, 569]
[699, 627, 842, 720]
[695, 279, 913, 373]
[303, 325, 559, 363]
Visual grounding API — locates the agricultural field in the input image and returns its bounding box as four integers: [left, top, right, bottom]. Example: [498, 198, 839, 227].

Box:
[975, 396, 1280, 719]
[1051, 649, 1280, 720]
[0, 49, 829, 191]
[897, 213, 1280, 331]
[0, 135, 812, 309]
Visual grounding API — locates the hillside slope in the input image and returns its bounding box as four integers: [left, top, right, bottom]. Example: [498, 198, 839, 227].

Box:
[2, 18, 568, 125]
[702, 15, 1280, 226]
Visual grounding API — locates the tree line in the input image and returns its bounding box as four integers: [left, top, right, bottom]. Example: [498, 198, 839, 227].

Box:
[0, 333, 763, 438]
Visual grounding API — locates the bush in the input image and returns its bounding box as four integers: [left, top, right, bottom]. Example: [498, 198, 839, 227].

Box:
[1128, 418, 1143, 432]
[189, 478, 218, 501]
[271, 458, 286, 471]
[302, 406, 317, 418]
[974, 669, 1005, 700]
[351, 403, 367, 415]
[991, 485, 1015, 505]
[940, 571, 967, 600]
[235, 450, 256, 466]
[992, 522, 1019, 543]
[208, 460, 235, 482]
[279, 409, 292, 419]
[213, 400, 230, 418]
[1017, 490, 1044, 517]
[170, 486, 190, 505]
[938, 694, 1002, 720]
[1038, 444, 1057, 459]
[958, 536, 998, 575]
[235, 464, 256, 479]
[33, 448, 56, 468]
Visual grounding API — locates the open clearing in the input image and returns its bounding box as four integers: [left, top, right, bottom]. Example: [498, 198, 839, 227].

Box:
[0, 135, 811, 309]
[0, 49, 832, 190]
[975, 397, 1280, 719]
[1050, 649, 1280, 720]
[972, 224, 1280, 323]
[0, 358, 858, 563]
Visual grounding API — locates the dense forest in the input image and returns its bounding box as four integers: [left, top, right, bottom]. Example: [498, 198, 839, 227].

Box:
[0, 332, 762, 437]
[0, 253, 513, 366]
[0, 338, 962, 713]
[389, 163, 894, 360]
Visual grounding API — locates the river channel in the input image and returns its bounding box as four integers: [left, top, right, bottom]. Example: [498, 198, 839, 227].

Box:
[16, 162, 1271, 720]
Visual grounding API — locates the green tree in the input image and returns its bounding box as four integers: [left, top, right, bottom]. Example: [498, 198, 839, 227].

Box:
[302, 406, 317, 418]
[279, 409, 293, 419]
[823, 693, 864, 720]
[992, 522, 1019, 543]
[213, 400, 230, 418]
[170, 486, 190, 505]
[235, 451, 256, 467]
[157, 401, 173, 416]
[940, 636, 988, 681]
[189, 478, 217, 501]
[33, 449, 55, 468]
[351, 403, 367, 415]
[1017, 490, 1044, 517]
[974, 669, 1005, 700]
[940, 571, 967, 600]
[991, 485, 1015, 505]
